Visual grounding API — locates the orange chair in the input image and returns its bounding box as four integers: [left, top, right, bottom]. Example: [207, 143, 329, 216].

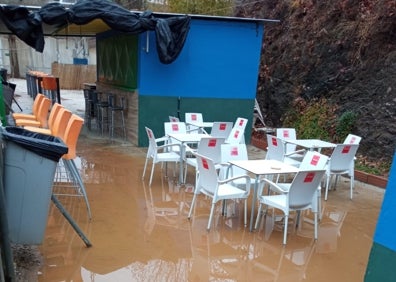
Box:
[15, 97, 51, 128]
[56, 114, 92, 219]
[24, 105, 72, 138]
[12, 93, 45, 120]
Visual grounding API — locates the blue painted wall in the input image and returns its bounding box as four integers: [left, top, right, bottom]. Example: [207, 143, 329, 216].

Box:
[138, 19, 264, 100]
[365, 150, 396, 281]
[136, 18, 264, 145]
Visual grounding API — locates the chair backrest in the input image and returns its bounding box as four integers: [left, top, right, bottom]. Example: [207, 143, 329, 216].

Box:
[225, 127, 245, 144]
[220, 144, 249, 178]
[196, 137, 225, 164]
[329, 144, 359, 171]
[47, 103, 63, 129]
[61, 114, 84, 160]
[289, 170, 326, 210]
[32, 93, 45, 115]
[299, 151, 329, 170]
[343, 134, 362, 145]
[234, 117, 248, 131]
[52, 107, 72, 139]
[145, 127, 158, 158]
[210, 121, 233, 139]
[36, 97, 51, 128]
[169, 116, 180, 122]
[276, 127, 298, 153]
[164, 122, 187, 135]
[185, 113, 203, 123]
[195, 153, 219, 195]
[42, 76, 58, 91]
[265, 135, 285, 161]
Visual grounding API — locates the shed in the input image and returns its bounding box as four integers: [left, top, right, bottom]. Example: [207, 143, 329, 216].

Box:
[0, 0, 275, 146]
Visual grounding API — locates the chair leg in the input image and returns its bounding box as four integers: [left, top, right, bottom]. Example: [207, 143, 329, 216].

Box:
[63, 159, 92, 220]
[325, 174, 330, 201]
[121, 111, 126, 139]
[255, 202, 263, 230]
[244, 199, 247, 227]
[188, 193, 198, 219]
[350, 174, 354, 200]
[314, 211, 318, 240]
[142, 157, 149, 179]
[207, 202, 216, 230]
[149, 162, 155, 186]
[283, 214, 289, 245]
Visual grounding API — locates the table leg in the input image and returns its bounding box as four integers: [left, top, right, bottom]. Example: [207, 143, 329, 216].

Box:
[249, 175, 260, 232]
[179, 143, 185, 184]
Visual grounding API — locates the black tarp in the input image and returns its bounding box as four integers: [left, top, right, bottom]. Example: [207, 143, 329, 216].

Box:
[0, 0, 191, 64]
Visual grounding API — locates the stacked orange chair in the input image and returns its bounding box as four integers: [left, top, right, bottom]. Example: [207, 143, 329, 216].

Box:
[14, 96, 51, 128]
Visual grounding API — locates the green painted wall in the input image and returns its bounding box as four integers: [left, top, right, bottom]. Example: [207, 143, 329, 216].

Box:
[139, 96, 254, 146]
[97, 33, 138, 89]
[365, 242, 396, 282]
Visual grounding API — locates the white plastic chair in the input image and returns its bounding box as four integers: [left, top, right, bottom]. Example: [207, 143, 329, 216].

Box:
[276, 127, 305, 161]
[295, 151, 329, 219]
[324, 144, 360, 200]
[255, 169, 326, 245]
[188, 153, 251, 230]
[142, 127, 182, 186]
[224, 117, 248, 144]
[185, 112, 203, 133]
[343, 133, 362, 180]
[219, 144, 255, 189]
[265, 135, 302, 167]
[343, 133, 362, 145]
[164, 122, 188, 153]
[210, 121, 233, 139]
[184, 137, 225, 183]
[169, 116, 180, 122]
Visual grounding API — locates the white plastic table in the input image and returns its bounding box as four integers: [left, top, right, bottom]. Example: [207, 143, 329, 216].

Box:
[167, 133, 209, 183]
[283, 139, 336, 152]
[229, 159, 299, 231]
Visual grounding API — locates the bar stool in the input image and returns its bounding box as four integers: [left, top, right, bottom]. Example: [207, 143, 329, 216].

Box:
[83, 89, 93, 130]
[96, 92, 109, 136]
[108, 94, 126, 140]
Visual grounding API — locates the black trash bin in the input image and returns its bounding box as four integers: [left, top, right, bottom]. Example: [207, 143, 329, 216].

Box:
[1, 126, 68, 244]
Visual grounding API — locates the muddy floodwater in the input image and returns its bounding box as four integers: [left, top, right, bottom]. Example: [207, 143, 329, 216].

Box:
[33, 134, 384, 282]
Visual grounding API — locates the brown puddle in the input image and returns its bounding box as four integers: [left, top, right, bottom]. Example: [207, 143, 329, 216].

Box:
[37, 135, 384, 281]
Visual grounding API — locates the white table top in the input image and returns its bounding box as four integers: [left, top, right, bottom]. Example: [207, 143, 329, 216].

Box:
[229, 159, 299, 176]
[283, 139, 336, 150]
[167, 133, 209, 143]
[186, 121, 214, 128]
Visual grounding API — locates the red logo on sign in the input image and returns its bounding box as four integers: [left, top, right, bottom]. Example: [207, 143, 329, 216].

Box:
[283, 130, 289, 138]
[304, 172, 315, 183]
[219, 123, 226, 130]
[234, 130, 240, 138]
[350, 137, 356, 144]
[172, 124, 179, 131]
[202, 158, 209, 169]
[272, 137, 277, 146]
[231, 147, 239, 156]
[239, 119, 244, 126]
[192, 114, 197, 121]
[342, 146, 351, 154]
[208, 139, 217, 147]
[310, 155, 320, 166]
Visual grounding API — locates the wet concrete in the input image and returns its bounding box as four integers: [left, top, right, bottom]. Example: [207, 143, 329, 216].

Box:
[8, 79, 384, 281]
[35, 135, 383, 282]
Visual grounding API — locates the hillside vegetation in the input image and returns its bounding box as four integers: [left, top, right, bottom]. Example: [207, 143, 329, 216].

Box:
[236, 0, 396, 168]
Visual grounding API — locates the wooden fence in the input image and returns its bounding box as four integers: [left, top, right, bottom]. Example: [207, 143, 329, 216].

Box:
[51, 63, 96, 90]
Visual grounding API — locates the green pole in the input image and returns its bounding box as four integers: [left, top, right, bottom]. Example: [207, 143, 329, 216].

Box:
[0, 80, 7, 126]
